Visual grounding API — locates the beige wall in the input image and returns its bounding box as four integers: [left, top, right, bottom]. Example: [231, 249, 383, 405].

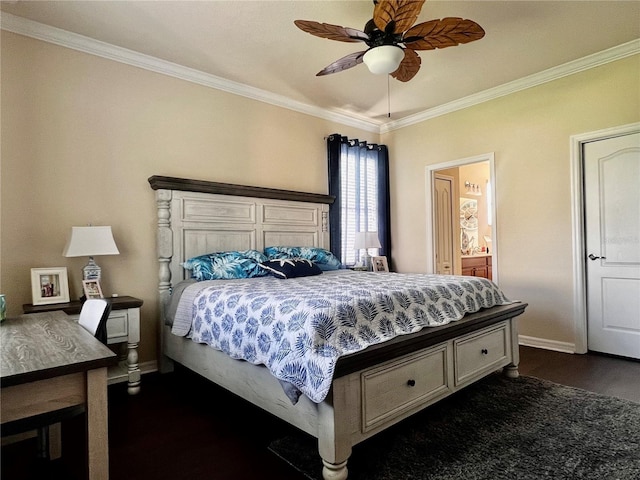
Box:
[0, 31, 375, 364]
[2, 30, 639, 362]
[383, 55, 639, 345]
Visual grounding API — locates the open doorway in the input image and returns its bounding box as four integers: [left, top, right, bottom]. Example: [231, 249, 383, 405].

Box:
[425, 153, 497, 282]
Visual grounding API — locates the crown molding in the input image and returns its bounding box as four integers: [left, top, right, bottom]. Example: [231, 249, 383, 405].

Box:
[0, 12, 382, 133]
[380, 39, 640, 134]
[3, 12, 637, 136]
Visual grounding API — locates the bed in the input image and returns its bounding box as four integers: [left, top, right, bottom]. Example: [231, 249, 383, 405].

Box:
[149, 175, 527, 480]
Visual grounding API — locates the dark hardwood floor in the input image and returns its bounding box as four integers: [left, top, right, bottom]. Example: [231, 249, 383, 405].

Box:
[2, 346, 639, 480]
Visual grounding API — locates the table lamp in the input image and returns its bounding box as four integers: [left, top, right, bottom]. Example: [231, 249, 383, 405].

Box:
[353, 231, 381, 270]
[62, 226, 120, 280]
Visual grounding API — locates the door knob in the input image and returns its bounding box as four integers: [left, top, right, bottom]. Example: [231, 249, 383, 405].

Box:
[588, 254, 606, 261]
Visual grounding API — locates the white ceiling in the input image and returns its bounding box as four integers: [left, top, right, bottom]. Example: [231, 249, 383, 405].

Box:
[2, 1, 639, 131]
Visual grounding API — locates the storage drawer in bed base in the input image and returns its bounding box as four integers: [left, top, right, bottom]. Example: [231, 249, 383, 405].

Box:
[355, 320, 513, 436]
[361, 343, 450, 433]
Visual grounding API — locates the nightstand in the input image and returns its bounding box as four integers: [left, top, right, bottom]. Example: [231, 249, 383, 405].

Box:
[23, 296, 143, 395]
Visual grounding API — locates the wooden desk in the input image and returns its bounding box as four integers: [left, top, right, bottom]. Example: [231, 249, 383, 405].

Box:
[23, 296, 143, 394]
[1, 311, 117, 480]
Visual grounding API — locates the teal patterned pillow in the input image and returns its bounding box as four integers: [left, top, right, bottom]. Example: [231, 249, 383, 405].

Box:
[182, 249, 268, 281]
[264, 246, 341, 271]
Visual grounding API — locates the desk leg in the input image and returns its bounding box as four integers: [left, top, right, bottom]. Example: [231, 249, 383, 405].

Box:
[86, 367, 109, 480]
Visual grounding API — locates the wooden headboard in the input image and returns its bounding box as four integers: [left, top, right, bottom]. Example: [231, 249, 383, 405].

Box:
[148, 176, 335, 312]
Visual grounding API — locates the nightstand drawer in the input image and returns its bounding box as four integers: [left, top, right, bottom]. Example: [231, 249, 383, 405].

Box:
[68, 310, 128, 344]
[361, 343, 450, 432]
[454, 322, 509, 386]
[106, 310, 128, 342]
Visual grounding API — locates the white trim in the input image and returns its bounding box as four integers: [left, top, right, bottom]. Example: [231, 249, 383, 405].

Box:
[425, 153, 496, 282]
[569, 122, 640, 354]
[2, 12, 638, 135]
[0, 12, 381, 134]
[381, 40, 640, 133]
[519, 335, 576, 354]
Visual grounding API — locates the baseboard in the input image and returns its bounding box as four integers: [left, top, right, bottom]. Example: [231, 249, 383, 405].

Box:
[140, 360, 159, 375]
[519, 335, 576, 354]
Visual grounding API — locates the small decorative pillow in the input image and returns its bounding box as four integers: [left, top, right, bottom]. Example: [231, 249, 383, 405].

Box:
[264, 246, 341, 271]
[260, 258, 323, 279]
[182, 249, 268, 281]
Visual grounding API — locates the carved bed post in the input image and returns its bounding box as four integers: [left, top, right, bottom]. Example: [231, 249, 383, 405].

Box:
[317, 377, 353, 480]
[318, 400, 350, 480]
[156, 189, 174, 372]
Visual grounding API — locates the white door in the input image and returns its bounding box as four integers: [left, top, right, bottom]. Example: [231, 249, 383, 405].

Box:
[584, 132, 640, 359]
[434, 174, 455, 275]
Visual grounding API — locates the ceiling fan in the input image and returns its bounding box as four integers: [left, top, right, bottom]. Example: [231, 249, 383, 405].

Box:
[294, 0, 485, 82]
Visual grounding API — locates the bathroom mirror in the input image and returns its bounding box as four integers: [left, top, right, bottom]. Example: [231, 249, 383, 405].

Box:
[460, 198, 478, 255]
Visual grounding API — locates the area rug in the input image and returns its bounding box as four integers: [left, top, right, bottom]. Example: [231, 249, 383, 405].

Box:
[269, 374, 640, 480]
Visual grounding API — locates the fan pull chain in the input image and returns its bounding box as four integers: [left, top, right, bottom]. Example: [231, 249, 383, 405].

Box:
[387, 75, 391, 118]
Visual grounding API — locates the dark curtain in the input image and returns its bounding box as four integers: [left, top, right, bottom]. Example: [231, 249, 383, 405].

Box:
[327, 133, 392, 267]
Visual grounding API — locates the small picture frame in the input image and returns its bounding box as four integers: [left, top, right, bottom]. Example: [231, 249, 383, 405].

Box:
[372, 256, 389, 272]
[31, 267, 70, 305]
[82, 279, 104, 299]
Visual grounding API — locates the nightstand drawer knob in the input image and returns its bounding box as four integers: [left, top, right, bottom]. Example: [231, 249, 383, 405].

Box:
[481, 348, 488, 355]
[407, 379, 416, 387]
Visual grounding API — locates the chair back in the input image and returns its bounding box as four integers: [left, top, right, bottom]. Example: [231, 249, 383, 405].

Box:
[78, 299, 111, 344]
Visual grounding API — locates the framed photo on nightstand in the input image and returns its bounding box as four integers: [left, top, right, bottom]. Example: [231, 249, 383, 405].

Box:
[82, 279, 104, 299]
[31, 267, 70, 305]
[372, 256, 389, 272]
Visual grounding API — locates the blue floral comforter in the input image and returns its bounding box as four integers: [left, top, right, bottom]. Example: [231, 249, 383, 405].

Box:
[172, 271, 511, 403]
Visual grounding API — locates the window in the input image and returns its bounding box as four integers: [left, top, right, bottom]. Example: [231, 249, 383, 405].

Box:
[340, 146, 380, 264]
[327, 135, 391, 266]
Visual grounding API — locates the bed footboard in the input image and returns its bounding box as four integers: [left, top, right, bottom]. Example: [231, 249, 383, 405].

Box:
[314, 308, 524, 480]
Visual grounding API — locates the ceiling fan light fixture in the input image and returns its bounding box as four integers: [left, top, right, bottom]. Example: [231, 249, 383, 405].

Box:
[362, 45, 404, 75]
[295, 2, 484, 82]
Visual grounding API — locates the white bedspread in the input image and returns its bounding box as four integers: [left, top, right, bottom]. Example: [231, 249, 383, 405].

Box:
[171, 271, 511, 403]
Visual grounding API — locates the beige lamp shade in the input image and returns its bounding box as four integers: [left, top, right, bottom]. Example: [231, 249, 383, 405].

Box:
[353, 231, 382, 250]
[63, 226, 119, 257]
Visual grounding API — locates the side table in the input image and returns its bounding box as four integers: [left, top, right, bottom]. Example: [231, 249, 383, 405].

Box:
[23, 296, 143, 395]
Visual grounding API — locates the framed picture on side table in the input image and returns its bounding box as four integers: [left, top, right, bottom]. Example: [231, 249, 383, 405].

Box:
[82, 279, 104, 299]
[31, 267, 70, 305]
[372, 256, 389, 272]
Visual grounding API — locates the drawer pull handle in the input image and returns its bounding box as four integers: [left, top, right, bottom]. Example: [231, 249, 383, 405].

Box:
[481, 348, 488, 355]
[407, 379, 416, 387]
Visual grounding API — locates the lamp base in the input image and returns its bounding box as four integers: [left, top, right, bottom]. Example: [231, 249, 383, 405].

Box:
[363, 253, 374, 271]
[82, 257, 102, 281]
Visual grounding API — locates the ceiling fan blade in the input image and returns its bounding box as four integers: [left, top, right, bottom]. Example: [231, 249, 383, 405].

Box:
[403, 17, 485, 50]
[391, 48, 420, 82]
[294, 20, 369, 43]
[316, 51, 367, 76]
[373, 0, 425, 34]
